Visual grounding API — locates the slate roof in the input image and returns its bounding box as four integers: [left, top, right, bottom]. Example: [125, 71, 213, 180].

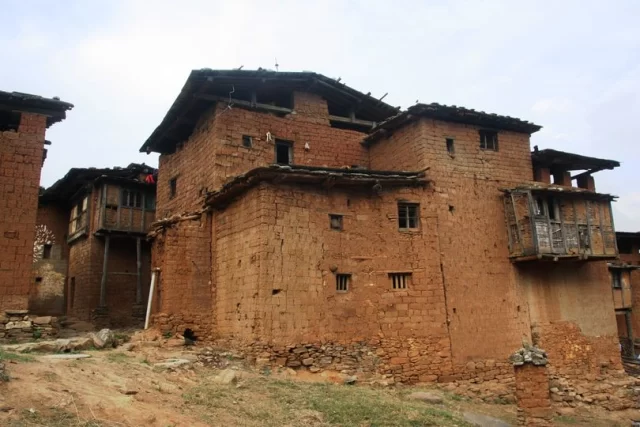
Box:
[364, 103, 542, 143]
[0, 90, 73, 127]
[531, 148, 620, 172]
[139, 69, 399, 154]
[40, 163, 156, 203]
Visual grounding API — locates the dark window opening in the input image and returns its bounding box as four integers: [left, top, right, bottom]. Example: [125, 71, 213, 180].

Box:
[275, 140, 293, 165]
[479, 130, 498, 151]
[329, 214, 343, 231]
[398, 203, 419, 230]
[121, 189, 142, 208]
[547, 197, 557, 220]
[618, 240, 633, 254]
[242, 135, 253, 148]
[144, 193, 156, 210]
[534, 196, 559, 220]
[42, 244, 52, 259]
[169, 177, 178, 199]
[35, 277, 42, 283]
[336, 274, 351, 292]
[390, 272, 411, 290]
[612, 270, 622, 289]
[0, 111, 21, 132]
[446, 138, 455, 155]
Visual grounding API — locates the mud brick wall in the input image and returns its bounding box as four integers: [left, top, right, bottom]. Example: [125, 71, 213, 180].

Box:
[151, 216, 213, 338]
[211, 182, 454, 382]
[619, 241, 640, 338]
[0, 113, 47, 311]
[370, 118, 533, 368]
[155, 92, 368, 216]
[514, 364, 553, 426]
[519, 262, 622, 376]
[30, 202, 69, 315]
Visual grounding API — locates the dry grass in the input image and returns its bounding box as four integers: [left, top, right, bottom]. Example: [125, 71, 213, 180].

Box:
[183, 377, 473, 427]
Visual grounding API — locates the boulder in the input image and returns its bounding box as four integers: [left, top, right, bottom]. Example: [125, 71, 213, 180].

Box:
[32, 316, 52, 325]
[212, 369, 237, 385]
[5, 321, 32, 330]
[72, 337, 94, 351]
[90, 329, 115, 349]
[407, 392, 444, 404]
[343, 375, 357, 385]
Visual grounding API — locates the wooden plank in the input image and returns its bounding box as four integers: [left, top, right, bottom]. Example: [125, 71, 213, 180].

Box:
[504, 196, 513, 255]
[527, 192, 539, 254]
[141, 193, 146, 231]
[328, 114, 376, 128]
[194, 94, 293, 114]
[609, 201, 620, 255]
[585, 200, 593, 254]
[136, 237, 142, 305]
[559, 201, 568, 254]
[116, 187, 121, 229]
[129, 203, 133, 231]
[99, 235, 110, 307]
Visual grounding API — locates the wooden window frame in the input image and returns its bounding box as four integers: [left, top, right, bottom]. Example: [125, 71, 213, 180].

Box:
[398, 202, 420, 230]
[336, 274, 351, 292]
[479, 130, 498, 151]
[121, 189, 143, 209]
[389, 272, 411, 290]
[329, 214, 343, 231]
[275, 139, 293, 165]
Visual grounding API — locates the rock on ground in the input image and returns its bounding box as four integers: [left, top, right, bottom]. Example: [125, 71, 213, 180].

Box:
[212, 369, 237, 384]
[90, 329, 115, 349]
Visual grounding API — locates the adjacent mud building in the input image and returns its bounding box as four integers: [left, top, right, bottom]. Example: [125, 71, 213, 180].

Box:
[34, 164, 156, 326]
[142, 69, 624, 385]
[0, 91, 72, 312]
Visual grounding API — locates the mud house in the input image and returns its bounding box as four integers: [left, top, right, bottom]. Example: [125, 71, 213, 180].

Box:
[35, 164, 156, 326]
[0, 91, 72, 312]
[142, 69, 624, 386]
[610, 232, 640, 359]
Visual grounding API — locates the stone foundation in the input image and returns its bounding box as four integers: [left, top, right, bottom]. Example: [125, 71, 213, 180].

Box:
[511, 346, 553, 426]
[0, 310, 58, 342]
[151, 312, 214, 341]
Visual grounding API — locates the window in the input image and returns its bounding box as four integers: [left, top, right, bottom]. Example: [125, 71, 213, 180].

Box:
[398, 203, 419, 230]
[534, 196, 559, 220]
[390, 272, 411, 290]
[446, 138, 455, 155]
[42, 244, 52, 259]
[169, 177, 178, 199]
[242, 135, 253, 148]
[275, 139, 293, 165]
[35, 277, 42, 283]
[144, 193, 156, 210]
[121, 189, 142, 208]
[329, 214, 343, 231]
[69, 196, 88, 234]
[612, 271, 622, 289]
[336, 274, 351, 292]
[479, 130, 498, 151]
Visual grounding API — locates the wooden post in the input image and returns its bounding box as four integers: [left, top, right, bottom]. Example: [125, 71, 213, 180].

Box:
[572, 200, 581, 254]
[136, 237, 142, 304]
[527, 192, 539, 254]
[510, 193, 525, 255]
[585, 200, 593, 254]
[99, 235, 110, 307]
[598, 203, 606, 254]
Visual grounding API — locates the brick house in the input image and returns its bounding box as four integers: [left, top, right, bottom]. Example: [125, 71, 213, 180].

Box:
[141, 69, 624, 385]
[610, 232, 640, 358]
[35, 164, 156, 326]
[0, 91, 72, 312]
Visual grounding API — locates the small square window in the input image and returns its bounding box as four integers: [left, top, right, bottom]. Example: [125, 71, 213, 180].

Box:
[389, 272, 411, 290]
[169, 177, 178, 199]
[479, 130, 498, 151]
[242, 135, 253, 148]
[42, 244, 52, 259]
[329, 214, 343, 231]
[398, 203, 419, 230]
[35, 277, 42, 283]
[612, 271, 622, 289]
[336, 274, 351, 292]
[121, 190, 142, 208]
[446, 138, 455, 155]
[275, 139, 293, 165]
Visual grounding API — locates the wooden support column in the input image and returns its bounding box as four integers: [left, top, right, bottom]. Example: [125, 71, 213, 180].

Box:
[99, 235, 110, 307]
[136, 237, 142, 304]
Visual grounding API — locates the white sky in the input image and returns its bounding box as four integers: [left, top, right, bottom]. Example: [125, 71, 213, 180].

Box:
[2, 0, 639, 230]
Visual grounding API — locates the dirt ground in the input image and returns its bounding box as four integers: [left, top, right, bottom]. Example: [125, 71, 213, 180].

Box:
[0, 330, 638, 427]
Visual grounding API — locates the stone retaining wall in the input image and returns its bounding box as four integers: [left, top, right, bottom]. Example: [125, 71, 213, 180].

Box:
[0, 310, 58, 342]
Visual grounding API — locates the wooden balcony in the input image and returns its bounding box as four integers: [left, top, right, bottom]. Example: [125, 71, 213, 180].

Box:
[95, 183, 155, 236]
[504, 186, 618, 262]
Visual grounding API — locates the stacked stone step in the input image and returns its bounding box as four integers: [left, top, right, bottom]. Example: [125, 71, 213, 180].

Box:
[0, 310, 59, 342]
